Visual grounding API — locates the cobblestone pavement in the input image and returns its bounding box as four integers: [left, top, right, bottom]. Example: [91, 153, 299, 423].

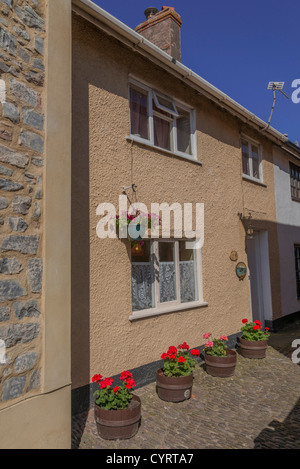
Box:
[72, 326, 300, 449]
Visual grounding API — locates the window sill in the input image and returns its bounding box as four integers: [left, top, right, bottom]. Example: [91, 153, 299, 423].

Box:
[129, 300, 208, 321]
[126, 136, 202, 166]
[291, 196, 300, 203]
[242, 174, 267, 187]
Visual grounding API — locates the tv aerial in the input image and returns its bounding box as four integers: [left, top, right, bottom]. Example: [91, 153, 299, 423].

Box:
[260, 82, 290, 132]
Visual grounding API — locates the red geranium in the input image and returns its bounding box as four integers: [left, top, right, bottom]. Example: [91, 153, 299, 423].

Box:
[242, 319, 248, 324]
[190, 349, 200, 356]
[92, 373, 103, 383]
[120, 370, 133, 381]
[178, 342, 190, 350]
[178, 356, 185, 363]
[93, 371, 136, 410]
[125, 378, 136, 389]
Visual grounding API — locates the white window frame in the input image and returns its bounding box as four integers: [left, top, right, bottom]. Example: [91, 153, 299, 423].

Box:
[130, 239, 207, 321]
[241, 135, 263, 184]
[128, 78, 197, 162]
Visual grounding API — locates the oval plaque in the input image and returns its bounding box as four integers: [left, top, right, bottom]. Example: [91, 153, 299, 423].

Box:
[236, 262, 247, 280]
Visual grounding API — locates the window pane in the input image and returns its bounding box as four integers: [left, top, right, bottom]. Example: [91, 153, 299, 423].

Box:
[241, 140, 250, 176]
[131, 241, 154, 311]
[132, 264, 154, 311]
[251, 145, 260, 179]
[179, 241, 197, 303]
[159, 242, 177, 303]
[153, 114, 171, 151]
[153, 92, 178, 115]
[130, 87, 149, 139]
[177, 109, 191, 154]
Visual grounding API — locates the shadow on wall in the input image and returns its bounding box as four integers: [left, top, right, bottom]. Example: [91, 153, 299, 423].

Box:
[254, 397, 300, 448]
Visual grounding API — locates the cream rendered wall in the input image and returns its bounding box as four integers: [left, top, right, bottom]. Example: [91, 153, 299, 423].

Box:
[71, 14, 280, 388]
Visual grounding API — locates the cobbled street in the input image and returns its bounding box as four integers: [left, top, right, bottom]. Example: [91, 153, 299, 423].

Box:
[72, 325, 300, 449]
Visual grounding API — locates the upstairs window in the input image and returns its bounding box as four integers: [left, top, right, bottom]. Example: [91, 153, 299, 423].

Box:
[290, 162, 300, 202]
[129, 80, 196, 160]
[241, 137, 262, 182]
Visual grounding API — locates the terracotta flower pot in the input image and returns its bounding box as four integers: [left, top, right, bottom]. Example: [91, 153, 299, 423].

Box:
[239, 337, 268, 359]
[204, 349, 237, 377]
[156, 368, 193, 402]
[94, 395, 141, 440]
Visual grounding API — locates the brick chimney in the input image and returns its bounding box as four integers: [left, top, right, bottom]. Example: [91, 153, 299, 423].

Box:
[135, 6, 182, 62]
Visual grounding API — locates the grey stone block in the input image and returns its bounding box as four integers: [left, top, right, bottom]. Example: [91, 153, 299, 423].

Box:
[12, 196, 31, 214]
[0, 323, 39, 348]
[15, 6, 45, 30]
[2, 102, 20, 124]
[0, 279, 26, 302]
[22, 107, 44, 130]
[13, 299, 40, 319]
[0, 25, 15, 56]
[19, 130, 44, 153]
[1, 235, 39, 254]
[0, 142, 29, 168]
[14, 351, 38, 373]
[0, 305, 10, 322]
[10, 78, 37, 107]
[0, 177, 23, 192]
[34, 36, 44, 55]
[0, 257, 22, 275]
[2, 375, 26, 401]
[27, 258, 42, 292]
[0, 163, 13, 176]
[0, 196, 8, 209]
[7, 216, 28, 232]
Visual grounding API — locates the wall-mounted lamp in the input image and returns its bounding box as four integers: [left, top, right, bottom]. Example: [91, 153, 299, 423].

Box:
[238, 212, 255, 239]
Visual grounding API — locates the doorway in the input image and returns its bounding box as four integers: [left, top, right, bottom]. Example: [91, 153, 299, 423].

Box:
[246, 230, 273, 327]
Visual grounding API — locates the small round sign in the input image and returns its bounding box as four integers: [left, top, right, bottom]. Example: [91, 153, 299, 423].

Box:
[236, 262, 247, 280]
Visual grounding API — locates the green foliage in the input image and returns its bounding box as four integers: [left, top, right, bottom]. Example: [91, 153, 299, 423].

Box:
[92, 371, 136, 410]
[94, 386, 133, 410]
[204, 338, 228, 357]
[241, 320, 270, 341]
[161, 343, 200, 377]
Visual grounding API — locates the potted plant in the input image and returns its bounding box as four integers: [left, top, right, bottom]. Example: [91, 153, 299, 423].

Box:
[115, 210, 161, 241]
[92, 370, 141, 440]
[203, 333, 237, 377]
[156, 342, 200, 402]
[239, 319, 270, 359]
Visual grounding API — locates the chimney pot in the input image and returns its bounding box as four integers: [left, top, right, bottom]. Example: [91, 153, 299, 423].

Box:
[144, 7, 159, 19]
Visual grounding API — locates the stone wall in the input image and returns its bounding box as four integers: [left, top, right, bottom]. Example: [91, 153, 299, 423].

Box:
[0, 0, 45, 405]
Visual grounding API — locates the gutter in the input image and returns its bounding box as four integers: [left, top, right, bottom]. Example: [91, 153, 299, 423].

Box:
[72, 0, 300, 161]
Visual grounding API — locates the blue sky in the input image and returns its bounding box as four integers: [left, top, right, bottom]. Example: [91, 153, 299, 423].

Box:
[92, 0, 300, 144]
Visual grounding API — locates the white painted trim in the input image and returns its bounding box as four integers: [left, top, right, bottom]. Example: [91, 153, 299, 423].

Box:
[129, 300, 208, 321]
[242, 174, 267, 187]
[126, 136, 202, 165]
[240, 134, 264, 183]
